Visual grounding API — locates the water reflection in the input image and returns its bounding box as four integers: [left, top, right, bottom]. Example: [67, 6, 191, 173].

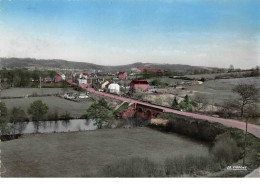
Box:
[6, 119, 97, 135]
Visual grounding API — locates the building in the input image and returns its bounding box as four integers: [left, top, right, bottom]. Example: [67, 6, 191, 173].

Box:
[54, 73, 66, 83]
[100, 81, 110, 91]
[93, 79, 110, 92]
[108, 83, 120, 95]
[118, 72, 127, 80]
[129, 80, 149, 92]
[78, 72, 88, 85]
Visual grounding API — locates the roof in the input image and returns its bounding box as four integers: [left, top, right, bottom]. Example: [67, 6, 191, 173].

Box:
[131, 80, 149, 84]
[82, 73, 87, 76]
[118, 72, 125, 75]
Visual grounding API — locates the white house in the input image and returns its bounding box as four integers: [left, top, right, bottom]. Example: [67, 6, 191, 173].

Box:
[108, 83, 120, 95]
[78, 72, 88, 85]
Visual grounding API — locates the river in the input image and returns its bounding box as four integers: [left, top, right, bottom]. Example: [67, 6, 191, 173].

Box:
[6, 119, 98, 134]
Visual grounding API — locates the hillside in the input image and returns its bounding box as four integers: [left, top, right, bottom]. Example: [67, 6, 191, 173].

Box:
[0, 58, 208, 73]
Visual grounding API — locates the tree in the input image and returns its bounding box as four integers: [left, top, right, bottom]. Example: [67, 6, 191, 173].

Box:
[9, 107, 27, 124]
[86, 99, 114, 129]
[232, 83, 259, 166]
[28, 100, 48, 122]
[132, 88, 145, 100]
[219, 99, 236, 118]
[228, 64, 234, 72]
[61, 80, 69, 94]
[232, 84, 259, 118]
[9, 107, 27, 134]
[179, 95, 197, 112]
[0, 101, 9, 135]
[171, 97, 178, 108]
[193, 94, 208, 112]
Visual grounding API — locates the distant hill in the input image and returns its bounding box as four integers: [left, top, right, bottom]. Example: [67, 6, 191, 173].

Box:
[0, 58, 209, 73]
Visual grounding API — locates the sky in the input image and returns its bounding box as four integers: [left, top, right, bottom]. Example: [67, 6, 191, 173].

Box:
[0, 0, 260, 69]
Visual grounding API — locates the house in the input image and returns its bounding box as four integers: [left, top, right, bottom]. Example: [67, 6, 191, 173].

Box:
[54, 73, 66, 83]
[118, 72, 127, 80]
[100, 81, 110, 91]
[129, 80, 149, 92]
[78, 73, 88, 85]
[108, 83, 120, 95]
[79, 72, 88, 79]
[93, 79, 110, 91]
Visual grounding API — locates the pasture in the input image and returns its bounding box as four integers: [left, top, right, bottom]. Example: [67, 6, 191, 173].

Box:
[0, 88, 74, 98]
[2, 96, 93, 118]
[1, 128, 209, 177]
[188, 77, 260, 105]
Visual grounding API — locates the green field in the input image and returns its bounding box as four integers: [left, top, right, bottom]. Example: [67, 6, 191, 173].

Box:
[188, 77, 260, 104]
[2, 96, 93, 118]
[1, 128, 209, 177]
[0, 88, 74, 98]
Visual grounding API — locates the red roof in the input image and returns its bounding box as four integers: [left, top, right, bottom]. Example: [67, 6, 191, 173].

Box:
[131, 80, 148, 84]
[82, 73, 87, 76]
[118, 72, 125, 75]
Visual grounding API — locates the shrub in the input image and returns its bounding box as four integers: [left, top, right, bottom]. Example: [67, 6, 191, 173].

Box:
[155, 113, 225, 142]
[60, 112, 72, 120]
[164, 154, 221, 177]
[212, 134, 241, 166]
[47, 112, 59, 121]
[99, 157, 164, 177]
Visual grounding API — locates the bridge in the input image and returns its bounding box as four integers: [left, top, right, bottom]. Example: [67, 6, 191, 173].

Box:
[116, 103, 164, 120]
[66, 79, 260, 139]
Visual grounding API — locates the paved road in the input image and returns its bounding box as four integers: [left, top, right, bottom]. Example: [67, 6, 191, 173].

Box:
[83, 86, 260, 139]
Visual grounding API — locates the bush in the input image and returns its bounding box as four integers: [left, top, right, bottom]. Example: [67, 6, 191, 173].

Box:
[164, 154, 221, 177]
[47, 112, 59, 121]
[154, 113, 225, 142]
[60, 112, 72, 120]
[99, 157, 164, 177]
[212, 134, 241, 167]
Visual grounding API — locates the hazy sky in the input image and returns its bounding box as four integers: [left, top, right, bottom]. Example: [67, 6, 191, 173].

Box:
[0, 0, 260, 68]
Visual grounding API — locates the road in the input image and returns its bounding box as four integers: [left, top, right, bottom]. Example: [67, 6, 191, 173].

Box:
[83, 87, 260, 139]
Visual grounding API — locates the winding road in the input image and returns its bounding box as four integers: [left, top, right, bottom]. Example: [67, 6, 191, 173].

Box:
[82, 86, 260, 139]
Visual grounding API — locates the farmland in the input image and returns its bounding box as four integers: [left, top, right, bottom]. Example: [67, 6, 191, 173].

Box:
[2, 96, 93, 118]
[188, 77, 260, 104]
[0, 88, 74, 98]
[0, 127, 209, 177]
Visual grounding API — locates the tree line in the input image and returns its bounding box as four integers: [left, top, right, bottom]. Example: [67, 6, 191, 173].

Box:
[0, 68, 57, 88]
